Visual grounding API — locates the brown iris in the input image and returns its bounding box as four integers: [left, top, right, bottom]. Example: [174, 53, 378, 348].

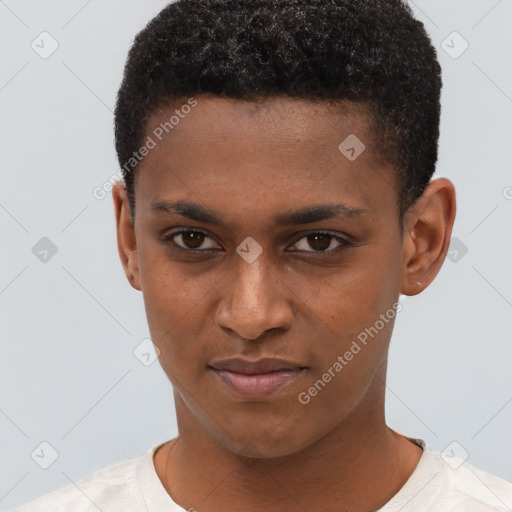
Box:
[306, 233, 331, 251]
[182, 231, 206, 249]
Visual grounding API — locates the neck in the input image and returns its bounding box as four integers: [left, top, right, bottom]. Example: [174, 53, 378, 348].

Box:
[154, 389, 423, 512]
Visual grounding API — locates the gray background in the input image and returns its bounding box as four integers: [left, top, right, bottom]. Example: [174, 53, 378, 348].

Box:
[1, 0, 511, 510]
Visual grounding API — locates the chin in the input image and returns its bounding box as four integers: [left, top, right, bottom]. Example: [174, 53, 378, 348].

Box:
[223, 437, 306, 460]
[212, 418, 319, 460]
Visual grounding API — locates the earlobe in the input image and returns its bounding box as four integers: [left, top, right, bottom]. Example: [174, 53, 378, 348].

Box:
[400, 178, 456, 296]
[112, 181, 142, 291]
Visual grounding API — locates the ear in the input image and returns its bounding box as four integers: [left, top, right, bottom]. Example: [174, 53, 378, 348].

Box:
[400, 177, 456, 296]
[112, 181, 142, 291]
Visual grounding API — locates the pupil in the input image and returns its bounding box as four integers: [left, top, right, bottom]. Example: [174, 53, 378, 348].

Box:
[183, 231, 204, 249]
[308, 233, 330, 251]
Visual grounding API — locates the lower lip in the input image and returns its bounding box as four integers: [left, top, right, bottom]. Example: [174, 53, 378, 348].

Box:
[211, 368, 304, 399]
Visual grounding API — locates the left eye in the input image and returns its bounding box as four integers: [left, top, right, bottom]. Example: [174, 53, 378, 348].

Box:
[289, 232, 350, 253]
[162, 229, 350, 254]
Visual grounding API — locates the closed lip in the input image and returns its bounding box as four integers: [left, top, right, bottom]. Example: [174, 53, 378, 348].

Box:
[209, 357, 307, 399]
[209, 357, 306, 375]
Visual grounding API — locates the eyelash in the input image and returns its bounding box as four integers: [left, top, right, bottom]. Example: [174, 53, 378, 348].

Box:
[160, 229, 353, 257]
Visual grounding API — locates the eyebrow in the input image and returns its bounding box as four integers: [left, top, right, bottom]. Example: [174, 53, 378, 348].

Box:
[151, 200, 370, 227]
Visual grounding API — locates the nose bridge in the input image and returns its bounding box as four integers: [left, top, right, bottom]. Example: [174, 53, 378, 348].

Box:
[216, 250, 292, 340]
[231, 252, 274, 313]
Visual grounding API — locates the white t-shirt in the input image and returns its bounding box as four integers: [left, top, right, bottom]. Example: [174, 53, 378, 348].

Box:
[13, 438, 512, 511]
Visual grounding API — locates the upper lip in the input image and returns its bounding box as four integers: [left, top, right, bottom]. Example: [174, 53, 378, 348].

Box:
[209, 357, 305, 375]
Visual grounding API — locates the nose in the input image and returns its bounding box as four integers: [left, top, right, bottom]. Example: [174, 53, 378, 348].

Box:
[215, 253, 293, 341]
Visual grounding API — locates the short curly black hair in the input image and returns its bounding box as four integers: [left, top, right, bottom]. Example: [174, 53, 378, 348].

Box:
[114, 0, 442, 235]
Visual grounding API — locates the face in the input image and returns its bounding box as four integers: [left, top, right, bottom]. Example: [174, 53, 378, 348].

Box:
[115, 95, 409, 458]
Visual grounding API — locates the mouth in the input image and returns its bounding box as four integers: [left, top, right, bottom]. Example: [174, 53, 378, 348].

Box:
[209, 358, 307, 399]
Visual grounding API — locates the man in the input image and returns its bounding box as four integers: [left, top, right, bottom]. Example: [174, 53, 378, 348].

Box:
[15, 0, 512, 510]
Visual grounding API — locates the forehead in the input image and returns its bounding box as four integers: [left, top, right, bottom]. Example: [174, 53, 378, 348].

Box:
[147, 95, 378, 153]
[134, 95, 397, 227]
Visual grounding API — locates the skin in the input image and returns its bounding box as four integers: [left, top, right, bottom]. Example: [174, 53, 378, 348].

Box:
[112, 95, 456, 512]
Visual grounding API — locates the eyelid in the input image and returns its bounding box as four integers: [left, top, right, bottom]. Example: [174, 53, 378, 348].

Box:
[287, 229, 351, 244]
[286, 230, 352, 253]
[161, 227, 223, 251]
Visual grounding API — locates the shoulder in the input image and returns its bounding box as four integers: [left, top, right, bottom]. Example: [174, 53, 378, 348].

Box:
[433, 451, 512, 511]
[402, 448, 512, 511]
[12, 451, 147, 512]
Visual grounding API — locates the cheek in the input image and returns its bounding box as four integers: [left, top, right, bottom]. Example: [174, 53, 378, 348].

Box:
[296, 319, 393, 430]
[144, 301, 207, 394]
[292, 258, 384, 338]
[294, 254, 399, 409]
[137, 249, 213, 377]
[138, 242, 212, 325]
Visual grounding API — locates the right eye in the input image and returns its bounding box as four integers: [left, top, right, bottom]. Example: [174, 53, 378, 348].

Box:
[161, 229, 222, 251]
